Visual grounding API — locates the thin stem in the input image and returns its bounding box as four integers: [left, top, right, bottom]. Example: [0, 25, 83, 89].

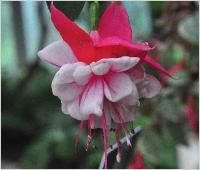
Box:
[89, 1, 100, 30]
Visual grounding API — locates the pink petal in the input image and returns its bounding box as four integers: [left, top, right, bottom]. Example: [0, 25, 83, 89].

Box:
[90, 62, 110, 75]
[52, 63, 84, 84]
[90, 56, 139, 75]
[73, 65, 92, 85]
[100, 56, 139, 72]
[61, 99, 88, 120]
[52, 82, 83, 103]
[127, 64, 145, 83]
[119, 83, 139, 106]
[80, 78, 104, 117]
[137, 74, 161, 98]
[51, 63, 84, 102]
[90, 115, 102, 129]
[91, 112, 111, 129]
[98, 2, 132, 41]
[104, 72, 133, 102]
[90, 101, 118, 130]
[50, 3, 95, 63]
[111, 104, 137, 123]
[38, 41, 78, 67]
[143, 55, 172, 77]
[90, 31, 100, 43]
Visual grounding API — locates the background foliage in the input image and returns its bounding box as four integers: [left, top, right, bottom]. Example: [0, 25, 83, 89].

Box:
[1, 1, 199, 169]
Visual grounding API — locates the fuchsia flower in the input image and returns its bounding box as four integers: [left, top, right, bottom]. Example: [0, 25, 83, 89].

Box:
[38, 2, 170, 168]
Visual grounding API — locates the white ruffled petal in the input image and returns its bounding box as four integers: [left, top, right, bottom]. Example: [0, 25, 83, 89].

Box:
[137, 74, 161, 98]
[99, 56, 140, 72]
[38, 40, 78, 67]
[61, 99, 88, 120]
[73, 65, 92, 85]
[51, 63, 84, 102]
[127, 63, 145, 83]
[110, 104, 137, 123]
[104, 72, 133, 102]
[120, 83, 139, 106]
[90, 62, 110, 75]
[80, 78, 104, 117]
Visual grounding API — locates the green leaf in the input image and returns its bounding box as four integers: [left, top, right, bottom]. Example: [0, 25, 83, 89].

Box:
[55, 135, 74, 158]
[20, 137, 51, 168]
[138, 129, 163, 164]
[151, 1, 165, 14]
[138, 129, 177, 168]
[160, 87, 174, 97]
[20, 128, 66, 168]
[155, 97, 181, 121]
[46, 1, 85, 21]
[1, 113, 35, 131]
[158, 135, 177, 168]
[164, 121, 187, 145]
[87, 150, 102, 168]
[55, 126, 86, 158]
[122, 1, 153, 40]
[171, 45, 184, 64]
[132, 115, 153, 128]
[167, 71, 189, 87]
[178, 12, 199, 45]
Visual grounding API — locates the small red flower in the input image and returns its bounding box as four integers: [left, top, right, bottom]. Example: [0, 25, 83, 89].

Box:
[128, 152, 145, 169]
[185, 95, 199, 135]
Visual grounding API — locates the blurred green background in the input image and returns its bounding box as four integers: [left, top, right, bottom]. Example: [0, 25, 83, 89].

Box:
[1, 1, 199, 169]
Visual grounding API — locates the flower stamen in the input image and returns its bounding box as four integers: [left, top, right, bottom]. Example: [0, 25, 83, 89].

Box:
[116, 125, 121, 163]
[86, 114, 93, 151]
[75, 120, 84, 152]
[102, 113, 107, 169]
[115, 110, 132, 147]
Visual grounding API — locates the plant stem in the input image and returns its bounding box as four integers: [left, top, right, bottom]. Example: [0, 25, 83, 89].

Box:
[89, 1, 100, 31]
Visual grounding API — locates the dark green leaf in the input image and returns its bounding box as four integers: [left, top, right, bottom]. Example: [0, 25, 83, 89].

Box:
[155, 97, 181, 121]
[132, 115, 153, 128]
[46, 1, 85, 21]
[20, 137, 51, 168]
[138, 129, 163, 164]
[167, 71, 189, 86]
[171, 45, 184, 64]
[138, 129, 177, 168]
[20, 129, 66, 168]
[164, 121, 187, 145]
[151, 1, 165, 14]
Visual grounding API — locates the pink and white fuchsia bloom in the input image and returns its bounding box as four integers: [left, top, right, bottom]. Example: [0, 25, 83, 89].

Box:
[38, 2, 170, 168]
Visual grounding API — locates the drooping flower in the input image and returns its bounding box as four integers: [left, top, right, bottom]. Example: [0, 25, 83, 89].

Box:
[38, 2, 170, 168]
